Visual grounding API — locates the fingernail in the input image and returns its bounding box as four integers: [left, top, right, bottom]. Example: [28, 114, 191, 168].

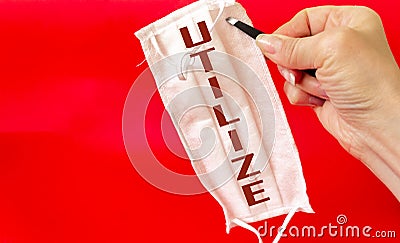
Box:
[277, 65, 296, 85]
[315, 82, 329, 99]
[256, 34, 282, 54]
[319, 89, 329, 99]
[309, 96, 325, 107]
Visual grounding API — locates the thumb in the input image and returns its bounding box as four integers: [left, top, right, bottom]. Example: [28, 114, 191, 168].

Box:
[256, 34, 322, 70]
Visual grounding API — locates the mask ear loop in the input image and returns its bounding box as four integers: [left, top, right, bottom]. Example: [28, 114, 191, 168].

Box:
[231, 207, 298, 243]
[178, 0, 226, 80]
[136, 58, 147, 67]
[208, 0, 226, 33]
[272, 207, 299, 243]
[231, 218, 263, 243]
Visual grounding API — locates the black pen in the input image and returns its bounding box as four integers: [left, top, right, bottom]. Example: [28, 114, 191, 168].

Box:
[226, 17, 316, 77]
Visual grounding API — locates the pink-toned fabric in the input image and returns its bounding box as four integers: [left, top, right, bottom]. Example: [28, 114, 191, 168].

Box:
[135, 0, 313, 241]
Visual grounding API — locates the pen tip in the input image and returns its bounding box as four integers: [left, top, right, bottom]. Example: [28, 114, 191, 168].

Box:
[225, 17, 238, 26]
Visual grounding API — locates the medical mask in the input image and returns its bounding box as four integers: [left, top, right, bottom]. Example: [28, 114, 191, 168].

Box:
[134, 0, 313, 242]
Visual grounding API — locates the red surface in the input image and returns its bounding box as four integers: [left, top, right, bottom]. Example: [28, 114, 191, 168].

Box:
[0, 0, 399, 243]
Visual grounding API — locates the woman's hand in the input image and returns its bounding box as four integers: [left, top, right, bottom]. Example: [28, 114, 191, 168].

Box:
[256, 6, 400, 200]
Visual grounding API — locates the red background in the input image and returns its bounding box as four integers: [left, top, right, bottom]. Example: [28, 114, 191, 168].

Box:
[0, 0, 399, 242]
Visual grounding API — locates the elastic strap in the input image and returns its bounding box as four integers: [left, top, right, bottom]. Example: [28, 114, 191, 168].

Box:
[272, 207, 298, 243]
[209, 0, 225, 32]
[136, 58, 147, 67]
[232, 218, 263, 243]
[231, 207, 298, 243]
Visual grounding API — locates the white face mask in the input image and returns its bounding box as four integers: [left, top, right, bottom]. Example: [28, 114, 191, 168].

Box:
[135, 0, 313, 242]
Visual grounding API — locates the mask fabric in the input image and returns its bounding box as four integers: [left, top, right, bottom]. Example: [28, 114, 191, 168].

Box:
[135, 1, 313, 242]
